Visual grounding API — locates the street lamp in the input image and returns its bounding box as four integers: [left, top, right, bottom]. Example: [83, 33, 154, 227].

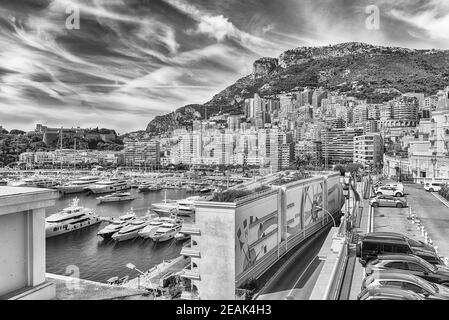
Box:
[316, 205, 336, 228]
[126, 263, 145, 289]
[431, 152, 437, 181]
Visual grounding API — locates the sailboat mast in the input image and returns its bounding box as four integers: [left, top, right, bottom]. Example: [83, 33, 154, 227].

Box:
[60, 127, 63, 172]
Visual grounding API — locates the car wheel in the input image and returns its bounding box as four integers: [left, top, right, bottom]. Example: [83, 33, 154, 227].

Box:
[372, 202, 379, 208]
[429, 189, 434, 192]
[395, 192, 402, 197]
[396, 203, 403, 208]
[377, 192, 382, 196]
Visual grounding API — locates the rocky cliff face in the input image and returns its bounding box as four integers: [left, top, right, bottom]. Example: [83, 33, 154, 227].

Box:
[145, 42, 449, 135]
[253, 57, 279, 79]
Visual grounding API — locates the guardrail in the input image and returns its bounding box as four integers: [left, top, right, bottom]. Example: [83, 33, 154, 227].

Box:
[324, 179, 362, 300]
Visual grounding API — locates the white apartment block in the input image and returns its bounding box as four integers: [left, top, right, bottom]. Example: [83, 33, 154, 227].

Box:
[353, 134, 383, 168]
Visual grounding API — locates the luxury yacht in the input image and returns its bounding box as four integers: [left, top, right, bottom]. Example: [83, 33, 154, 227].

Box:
[151, 195, 202, 215]
[97, 210, 138, 239]
[57, 176, 100, 194]
[13, 176, 59, 188]
[96, 192, 136, 204]
[45, 198, 101, 238]
[111, 219, 150, 242]
[89, 177, 131, 194]
[138, 213, 182, 239]
[150, 222, 182, 243]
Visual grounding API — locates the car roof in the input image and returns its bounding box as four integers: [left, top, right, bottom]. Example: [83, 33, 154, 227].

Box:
[368, 270, 423, 281]
[365, 232, 406, 239]
[361, 286, 423, 300]
[363, 232, 408, 242]
[375, 253, 423, 263]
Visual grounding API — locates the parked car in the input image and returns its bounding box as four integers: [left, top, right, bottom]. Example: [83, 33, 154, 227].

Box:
[374, 186, 404, 197]
[361, 270, 449, 300]
[366, 254, 449, 287]
[424, 182, 443, 192]
[370, 195, 407, 208]
[357, 285, 425, 300]
[356, 232, 441, 267]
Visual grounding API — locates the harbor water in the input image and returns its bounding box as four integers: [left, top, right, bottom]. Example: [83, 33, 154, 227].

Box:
[45, 188, 194, 283]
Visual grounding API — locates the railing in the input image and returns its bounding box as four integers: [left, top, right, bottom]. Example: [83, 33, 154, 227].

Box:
[324, 236, 349, 300]
[325, 178, 361, 300]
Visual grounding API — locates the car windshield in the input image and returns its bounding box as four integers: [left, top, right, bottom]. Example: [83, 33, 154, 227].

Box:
[407, 238, 423, 247]
[413, 276, 438, 293]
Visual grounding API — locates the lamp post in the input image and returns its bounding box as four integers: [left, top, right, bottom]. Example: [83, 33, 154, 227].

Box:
[316, 205, 336, 228]
[126, 263, 145, 290]
[431, 152, 437, 181]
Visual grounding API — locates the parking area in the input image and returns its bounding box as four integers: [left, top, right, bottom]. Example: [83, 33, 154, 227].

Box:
[346, 180, 449, 300]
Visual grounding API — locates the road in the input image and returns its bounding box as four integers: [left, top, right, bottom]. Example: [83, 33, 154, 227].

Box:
[255, 226, 331, 300]
[405, 184, 449, 259]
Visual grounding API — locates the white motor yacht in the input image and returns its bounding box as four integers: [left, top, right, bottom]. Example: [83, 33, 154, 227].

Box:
[57, 176, 100, 194]
[97, 210, 137, 239]
[13, 176, 59, 189]
[96, 192, 136, 204]
[138, 213, 182, 239]
[111, 219, 150, 242]
[151, 194, 201, 215]
[89, 177, 131, 194]
[45, 198, 101, 238]
[150, 223, 182, 243]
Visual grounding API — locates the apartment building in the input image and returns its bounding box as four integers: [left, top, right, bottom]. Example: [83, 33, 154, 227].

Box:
[353, 134, 383, 168]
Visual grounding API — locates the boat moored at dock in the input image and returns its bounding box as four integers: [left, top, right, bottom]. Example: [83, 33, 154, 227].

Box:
[150, 223, 182, 243]
[96, 192, 137, 204]
[111, 218, 150, 242]
[45, 198, 101, 238]
[89, 177, 131, 194]
[57, 176, 100, 194]
[97, 210, 138, 239]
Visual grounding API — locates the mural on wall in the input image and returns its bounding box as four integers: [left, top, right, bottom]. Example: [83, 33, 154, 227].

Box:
[236, 213, 278, 273]
[286, 186, 303, 236]
[303, 182, 324, 228]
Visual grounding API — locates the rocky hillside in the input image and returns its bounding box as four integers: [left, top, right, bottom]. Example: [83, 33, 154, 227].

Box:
[146, 42, 449, 135]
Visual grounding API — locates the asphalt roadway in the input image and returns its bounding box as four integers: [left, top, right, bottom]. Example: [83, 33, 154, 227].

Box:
[255, 226, 331, 300]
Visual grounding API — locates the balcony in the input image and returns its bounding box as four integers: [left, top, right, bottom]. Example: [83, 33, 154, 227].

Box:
[181, 243, 201, 258]
[180, 224, 201, 235]
[180, 267, 201, 281]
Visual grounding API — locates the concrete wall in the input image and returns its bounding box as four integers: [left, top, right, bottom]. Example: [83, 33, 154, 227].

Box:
[195, 202, 236, 300]
[0, 187, 58, 300]
[0, 212, 28, 296]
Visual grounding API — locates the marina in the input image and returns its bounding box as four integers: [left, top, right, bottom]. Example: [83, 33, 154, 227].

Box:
[44, 187, 198, 284]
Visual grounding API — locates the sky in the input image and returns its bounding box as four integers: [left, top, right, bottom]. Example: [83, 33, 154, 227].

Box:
[1, 0, 449, 133]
